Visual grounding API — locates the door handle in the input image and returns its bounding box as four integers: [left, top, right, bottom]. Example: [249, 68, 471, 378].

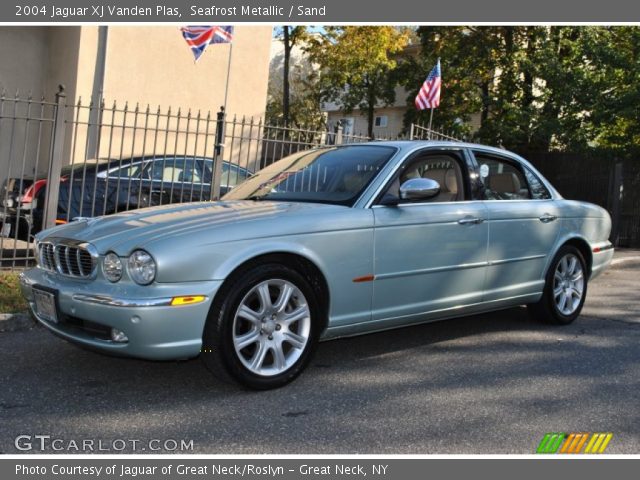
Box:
[539, 213, 557, 223]
[458, 217, 485, 225]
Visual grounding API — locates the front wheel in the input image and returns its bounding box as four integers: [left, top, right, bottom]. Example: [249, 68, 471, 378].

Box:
[528, 245, 588, 325]
[202, 263, 321, 389]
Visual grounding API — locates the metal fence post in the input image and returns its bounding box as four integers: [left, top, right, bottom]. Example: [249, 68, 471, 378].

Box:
[335, 125, 343, 145]
[42, 85, 67, 231]
[211, 106, 226, 201]
[409, 123, 415, 140]
[609, 161, 623, 246]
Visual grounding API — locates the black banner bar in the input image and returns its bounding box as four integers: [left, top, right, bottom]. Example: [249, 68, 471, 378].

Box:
[3, 0, 640, 22]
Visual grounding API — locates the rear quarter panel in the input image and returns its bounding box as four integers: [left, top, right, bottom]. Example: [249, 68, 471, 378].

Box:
[551, 200, 612, 277]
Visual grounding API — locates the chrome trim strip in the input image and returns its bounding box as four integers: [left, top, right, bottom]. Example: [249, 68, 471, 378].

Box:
[488, 254, 546, 266]
[375, 261, 488, 280]
[362, 142, 560, 209]
[72, 294, 174, 308]
[374, 254, 546, 281]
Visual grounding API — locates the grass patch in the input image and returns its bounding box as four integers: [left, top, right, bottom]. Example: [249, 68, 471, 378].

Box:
[0, 272, 28, 313]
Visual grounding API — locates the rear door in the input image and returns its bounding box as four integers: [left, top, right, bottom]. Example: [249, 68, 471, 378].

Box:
[470, 149, 561, 302]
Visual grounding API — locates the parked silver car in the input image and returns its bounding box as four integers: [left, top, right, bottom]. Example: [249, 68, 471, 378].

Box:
[20, 141, 614, 389]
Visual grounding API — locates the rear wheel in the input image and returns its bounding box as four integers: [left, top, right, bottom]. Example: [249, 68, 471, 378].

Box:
[528, 245, 588, 325]
[202, 263, 321, 389]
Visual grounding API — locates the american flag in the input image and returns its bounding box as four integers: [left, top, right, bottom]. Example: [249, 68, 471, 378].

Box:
[415, 59, 441, 110]
[181, 26, 234, 62]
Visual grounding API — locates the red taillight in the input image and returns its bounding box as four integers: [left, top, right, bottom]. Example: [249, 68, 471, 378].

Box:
[20, 179, 47, 203]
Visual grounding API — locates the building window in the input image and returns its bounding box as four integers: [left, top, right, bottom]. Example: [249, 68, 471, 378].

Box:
[374, 115, 388, 128]
[338, 118, 355, 135]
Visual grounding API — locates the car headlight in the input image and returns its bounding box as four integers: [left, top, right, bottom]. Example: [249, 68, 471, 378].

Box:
[127, 250, 156, 285]
[103, 252, 123, 283]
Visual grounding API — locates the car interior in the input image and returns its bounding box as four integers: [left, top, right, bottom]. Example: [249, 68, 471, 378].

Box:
[380, 152, 465, 203]
[473, 153, 532, 200]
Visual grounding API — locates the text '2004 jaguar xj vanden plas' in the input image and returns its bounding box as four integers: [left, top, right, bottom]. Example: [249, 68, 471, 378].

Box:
[20, 141, 614, 389]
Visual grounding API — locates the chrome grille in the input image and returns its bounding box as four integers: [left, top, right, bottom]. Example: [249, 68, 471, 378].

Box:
[38, 239, 97, 279]
[40, 243, 56, 270]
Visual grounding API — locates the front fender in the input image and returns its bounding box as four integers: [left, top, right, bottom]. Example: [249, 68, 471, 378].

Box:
[189, 230, 375, 328]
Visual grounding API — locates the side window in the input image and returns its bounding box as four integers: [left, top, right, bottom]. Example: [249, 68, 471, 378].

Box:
[523, 166, 552, 200]
[221, 163, 250, 188]
[473, 152, 531, 200]
[380, 151, 465, 204]
[148, 158, 202, 183]
[108, 162, 143, 179]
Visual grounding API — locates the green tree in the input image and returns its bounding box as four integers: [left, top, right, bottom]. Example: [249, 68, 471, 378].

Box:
[306, 26, 409, 138]
[405, 26, 640, 154]
[398, 26, 503, 140]
[267, 27, 324, 131]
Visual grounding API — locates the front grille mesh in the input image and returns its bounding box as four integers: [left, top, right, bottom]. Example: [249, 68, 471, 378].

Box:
[39, 240, 95, 278]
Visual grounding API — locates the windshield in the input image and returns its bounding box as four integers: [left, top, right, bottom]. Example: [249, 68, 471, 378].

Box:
[222, 145, 396, 206]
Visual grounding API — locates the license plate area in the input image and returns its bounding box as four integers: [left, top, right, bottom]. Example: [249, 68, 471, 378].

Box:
[33, 288, 58, 324]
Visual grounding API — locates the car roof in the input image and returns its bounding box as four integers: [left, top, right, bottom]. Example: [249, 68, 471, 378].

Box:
[353, 139, 513, 156]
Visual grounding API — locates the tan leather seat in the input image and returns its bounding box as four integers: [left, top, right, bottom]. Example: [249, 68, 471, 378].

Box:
[340, 172, 367, 193]
[422, 168, 458, 202]
[488, 172, 521, 194]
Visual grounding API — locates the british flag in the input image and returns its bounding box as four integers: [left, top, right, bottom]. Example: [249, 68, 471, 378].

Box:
[181, 26, 234, 62]
[415, 59, 441, 110]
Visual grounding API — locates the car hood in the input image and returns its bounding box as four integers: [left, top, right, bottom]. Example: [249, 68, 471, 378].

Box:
[40, 200, 353, 254]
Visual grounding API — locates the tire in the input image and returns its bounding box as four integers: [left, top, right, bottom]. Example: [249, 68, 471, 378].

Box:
[528, 245, 588, 325]
[201, 263, 322, 389]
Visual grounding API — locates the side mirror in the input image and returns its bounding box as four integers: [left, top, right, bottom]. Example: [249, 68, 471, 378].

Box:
[399, 178, 440, 201]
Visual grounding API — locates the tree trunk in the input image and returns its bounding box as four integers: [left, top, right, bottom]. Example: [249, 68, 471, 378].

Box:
[480, 81, 490, 126]
[283, 26, 291, 127]
[521, 26, 537, 145]
[367, 90, 375, 139]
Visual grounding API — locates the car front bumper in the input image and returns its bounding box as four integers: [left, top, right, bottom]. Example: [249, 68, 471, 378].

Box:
[20, 267, 222, 360]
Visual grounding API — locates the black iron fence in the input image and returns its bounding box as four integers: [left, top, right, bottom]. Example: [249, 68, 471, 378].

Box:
[0, 88, 397, 270]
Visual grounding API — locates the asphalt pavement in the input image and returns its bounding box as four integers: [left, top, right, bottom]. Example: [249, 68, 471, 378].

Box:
[0, 258, 638, 454]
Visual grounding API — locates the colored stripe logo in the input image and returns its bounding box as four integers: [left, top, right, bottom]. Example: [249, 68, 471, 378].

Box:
[537, 433, 613, 454]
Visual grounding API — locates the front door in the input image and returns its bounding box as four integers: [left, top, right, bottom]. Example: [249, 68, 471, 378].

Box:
[372, 148, 489, 324]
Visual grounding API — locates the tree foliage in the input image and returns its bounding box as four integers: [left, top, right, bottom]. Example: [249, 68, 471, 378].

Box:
[267, 26, 325, 131]
[306, 26, 409, 137]
[400, 26, 640, 153]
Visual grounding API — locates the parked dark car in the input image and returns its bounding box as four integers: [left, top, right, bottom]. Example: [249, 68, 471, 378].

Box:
[1, 177, 33, 237]
[1, 156, 252, 240]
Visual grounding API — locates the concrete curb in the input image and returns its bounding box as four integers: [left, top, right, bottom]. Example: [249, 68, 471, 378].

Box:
[0, 312, 37, 332]
[610, 256, 640, 268]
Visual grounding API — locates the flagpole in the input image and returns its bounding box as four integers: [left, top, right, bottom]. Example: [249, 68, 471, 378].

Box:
[429, 57, 442, 139]
[428, 107, 434, 139]
[222, 41, 233, 115]
[213, 40, 234, 201]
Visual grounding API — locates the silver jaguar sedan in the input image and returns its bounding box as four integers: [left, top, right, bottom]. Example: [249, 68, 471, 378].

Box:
[20, 141, 614, 389]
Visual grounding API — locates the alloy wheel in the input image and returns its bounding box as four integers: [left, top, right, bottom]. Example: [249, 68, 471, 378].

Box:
[232, 279, 311, 377]
[553, 253, 585, 316]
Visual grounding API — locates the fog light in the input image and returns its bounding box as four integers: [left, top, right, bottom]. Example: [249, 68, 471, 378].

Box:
[110, 328, 128, 343]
